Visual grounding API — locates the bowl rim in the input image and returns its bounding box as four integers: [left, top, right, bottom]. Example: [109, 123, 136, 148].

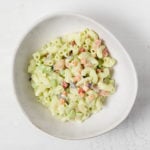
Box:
[12, 11, 138, 140]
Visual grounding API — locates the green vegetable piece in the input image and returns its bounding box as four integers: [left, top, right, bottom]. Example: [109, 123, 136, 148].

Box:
[50, 79, 57, 88]
[68, 110, 76, 119]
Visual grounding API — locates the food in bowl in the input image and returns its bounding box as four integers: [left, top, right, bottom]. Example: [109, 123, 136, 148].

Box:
[28, 28, 116, 122]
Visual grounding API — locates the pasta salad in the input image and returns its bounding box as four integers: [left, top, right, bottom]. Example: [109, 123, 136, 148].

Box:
[28, 28, 116, 122]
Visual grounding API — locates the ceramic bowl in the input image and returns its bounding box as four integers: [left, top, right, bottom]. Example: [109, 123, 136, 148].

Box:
[13, 12, 138, 139]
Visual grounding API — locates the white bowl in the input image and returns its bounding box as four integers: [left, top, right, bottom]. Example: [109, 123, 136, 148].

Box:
[13, 12, 138, 139]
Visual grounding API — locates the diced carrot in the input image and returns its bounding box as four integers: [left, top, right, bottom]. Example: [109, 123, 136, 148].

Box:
[79, 92, 85, 97]
[71, 40, 76, 46]
[78, 88, 85, 94]
[79, 47, 86, 53]
[92, 39, 102, 50]
[62, 81, 69, 88]
[73, 75, 81, 82]
[99, 90, 110, 96]
[82, 85, 89, 92]
[59, 98, 65, 104]
[81, 58, 87, 65]
[102, 48, 109, 57]
[95, 39, 101, 47]
[62, 91, 67, 96]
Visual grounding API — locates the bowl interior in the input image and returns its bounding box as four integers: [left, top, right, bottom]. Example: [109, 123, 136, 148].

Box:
[13, 13, 137, 139]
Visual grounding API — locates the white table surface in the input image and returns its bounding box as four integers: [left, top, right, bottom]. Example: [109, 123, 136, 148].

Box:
[0, 0, 150, 149]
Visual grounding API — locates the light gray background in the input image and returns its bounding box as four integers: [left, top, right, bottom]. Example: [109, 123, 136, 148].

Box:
[0, 0, 150, 149]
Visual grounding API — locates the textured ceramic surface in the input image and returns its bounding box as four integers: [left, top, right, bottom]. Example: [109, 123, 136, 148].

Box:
[13, 13, 138, 139]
